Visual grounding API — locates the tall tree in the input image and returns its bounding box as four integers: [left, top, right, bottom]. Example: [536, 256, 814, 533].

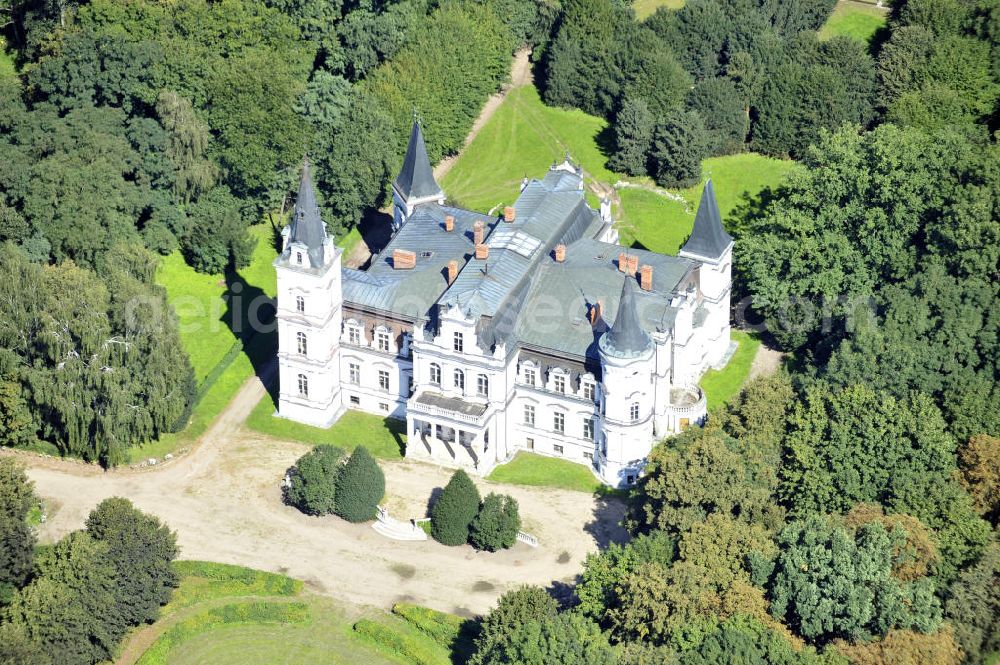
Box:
[649, 108, 709, 188]
[431, 469, 481, 546]
[0, 458, 38, 594]
[607, 96, 655, 176]
[334, 446, 384, 523]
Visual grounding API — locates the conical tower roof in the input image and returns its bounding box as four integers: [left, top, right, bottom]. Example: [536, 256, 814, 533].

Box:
[681, 180, 732, 260]
[289, 159, 328, 268]
[393, 120, 443, 202]
[600, 276, 653, 359]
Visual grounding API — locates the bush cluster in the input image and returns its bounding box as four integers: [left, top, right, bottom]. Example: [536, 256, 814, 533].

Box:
[284, 445, 385, 524]
[430, 470, 521, 551]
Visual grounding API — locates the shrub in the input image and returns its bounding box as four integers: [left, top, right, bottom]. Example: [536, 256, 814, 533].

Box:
[285, 445, 344, 516]
[469, 493, 520, 552]
[431, 470, 481, 546]
[334, 446, 384, 523]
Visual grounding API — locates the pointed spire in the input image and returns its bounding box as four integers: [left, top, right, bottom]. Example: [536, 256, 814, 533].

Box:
[394, 120, 442, 202]
[289, 158, 328, 268]
[681, 180, 732, 260]
[600, 276, 652, 358]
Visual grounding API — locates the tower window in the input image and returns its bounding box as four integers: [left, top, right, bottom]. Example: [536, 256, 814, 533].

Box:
[296, 331, 307, 355]
[430, 363, 441, 385]
[523, 404, 535, 426]
[296, 295, 305, 313]
[453, 332, 464, 353]
[297, 374, 308, 396]
[553, 412, 564, 433]
[454, 369, 465, 392]
[630, 402, 639, 422]
[477, 374, 489, 397]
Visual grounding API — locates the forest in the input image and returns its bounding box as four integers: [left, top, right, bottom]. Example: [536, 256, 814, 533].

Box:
[0, 0, 998, 662]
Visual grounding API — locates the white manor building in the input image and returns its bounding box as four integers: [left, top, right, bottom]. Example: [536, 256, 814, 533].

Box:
[274, 122, 734, 487]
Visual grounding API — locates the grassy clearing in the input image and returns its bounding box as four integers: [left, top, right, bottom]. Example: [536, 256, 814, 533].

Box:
[132, 562, 461, 665]
[819, 0, 888, 43]
[633, 0, 683, 21]
[700, 331, 762, 410]
[618, 154, 799, 255]
[392, 602, 479, 661]
[487, 451, 603, 494]
[0, 37, 16, 79]
[245, 394, 407, 460]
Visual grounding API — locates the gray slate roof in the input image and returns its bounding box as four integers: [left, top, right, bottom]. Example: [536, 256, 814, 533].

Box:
[393, 121, 442, 202]
[681, 179, 732, 260]
[600, 276, 653, 358]
[288, 160, 328, 269]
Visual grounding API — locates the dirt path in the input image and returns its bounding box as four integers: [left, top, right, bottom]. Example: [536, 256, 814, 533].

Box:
[748, 340, 784, 380]
[12, 361, 625, 621]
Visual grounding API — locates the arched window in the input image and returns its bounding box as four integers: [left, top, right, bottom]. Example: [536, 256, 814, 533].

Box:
[295, 295, 305, 313]
[429, 363, 441, 385]
[454, 369, 465, 391]
[297, 374, 308, 396]
[477, 374, 488, 397]
[296, 331, 307, 355]
[629, 402, 640, 422]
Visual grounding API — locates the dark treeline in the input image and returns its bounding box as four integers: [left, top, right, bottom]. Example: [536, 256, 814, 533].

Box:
[542, 0, 1000, 187]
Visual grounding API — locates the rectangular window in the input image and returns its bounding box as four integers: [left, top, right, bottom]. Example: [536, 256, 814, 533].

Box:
[524, 369, 536, 386]
[477, 374, 488, 397]
[526, 438, 534, 450]
[523, 404, 535, 426]
[349, 395, 360, 405]
[553, 412, 564, 433]
[349, 363, 360, 385]
[379, 402, 389, 412]
[430, 364, 441, 385]
[554, 444, 564, 454]
[453, 332, 464, 353]
[583, 418, 594, 441]
[583, 382, 595, 401]
[378, 370, 390, 392]
[295, 296, 305, 313]
[408, 376, 414, 395]
[348, 327, 361, 345]
[377, 331, 391, 353]
[554, 375, 565, 394]
[584, 452, 593, 461]
[630, 402, 640, 422]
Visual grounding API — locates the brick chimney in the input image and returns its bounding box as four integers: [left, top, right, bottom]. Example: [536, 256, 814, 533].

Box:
[618, 252, 628, 273]
[447, 259, 458, 284]
[640, 264, 653, 291]
[626, 254, 638, 274]
[444, 215, 454, 232]
[392, 249, 416, 270]
[473, 220, 484, 245]
[503, 206, 516, 222]
[475, 243, 489, 260]
[554, 244, 566, 262]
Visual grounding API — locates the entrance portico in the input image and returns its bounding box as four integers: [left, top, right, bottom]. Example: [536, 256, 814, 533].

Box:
[405, 391, 497, 474]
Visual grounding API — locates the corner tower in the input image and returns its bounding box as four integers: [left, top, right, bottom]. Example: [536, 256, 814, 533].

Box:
[598, 276, 656, 487]
[679, 180, 733, 367]
[392, 120, 444, 229]
[274, 160, 344, 427]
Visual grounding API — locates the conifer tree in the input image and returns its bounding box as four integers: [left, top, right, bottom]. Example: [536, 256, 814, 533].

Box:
[608, 96, 655, 176]
[650, 109, 709, 188]
[334, 446, 384, 523]
[470, 493, 521, 552]
[431, 469, 481, 546]
[285, 445, 344, 516]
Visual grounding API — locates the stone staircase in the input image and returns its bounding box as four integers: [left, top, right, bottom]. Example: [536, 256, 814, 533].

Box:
[371, 507, 428, 541]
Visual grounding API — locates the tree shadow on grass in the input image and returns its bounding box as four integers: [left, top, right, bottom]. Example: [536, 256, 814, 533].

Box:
[221, 267, 277, 393]
[383, 417, 407, 457]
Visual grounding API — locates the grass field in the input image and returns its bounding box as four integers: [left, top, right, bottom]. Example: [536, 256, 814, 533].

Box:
[618, 154, 799, 255]
[487, 451, 603, 494]
[131, 562, 463, 665]
[819, 0, 888, 43]
[633, 0, 683, 20]
[700, 331, 761, 410]
[245, 394, 407, 460]
[0, 37, 15, 79]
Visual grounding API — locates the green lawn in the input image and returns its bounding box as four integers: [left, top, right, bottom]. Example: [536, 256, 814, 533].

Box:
[246, 394, 407, 460]
[700, 331, 762, 410]
[633, 0, 683, 20]
[618, 154, 799, 255]
[487, 452, 603, 494]
[0, 37, 15, 79]
[819, 0, 888, 43]
[131, 562, 455, 665]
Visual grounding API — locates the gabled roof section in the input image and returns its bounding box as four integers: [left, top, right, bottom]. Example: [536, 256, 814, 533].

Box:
[289, 159, 328, 268]
[394, 121, 443, 202]
[600, 276, 653, 359]
[681, 180, 732, 261]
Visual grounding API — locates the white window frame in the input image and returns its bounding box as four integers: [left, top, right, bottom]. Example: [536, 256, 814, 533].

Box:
[296, 331, 307, 355]
[349, 362, 360, 385]
[583, 418, 594, 440]
[297, 373, 308, 396]
[429, 363, 441, 386]
[295, 295, 305, 313]
[378, 370, 390, 392]
[454, 369, 465, 392]
[630, 402, 640, 422]
[453, 332, 464, 353]
[376, 329, 391, 353]
[553, 374, 565, 394]
[523, 404, 535, 426]
[582, 381, 595, 401]
[553, 411, 564, 433]
[476, 374, 489, 397]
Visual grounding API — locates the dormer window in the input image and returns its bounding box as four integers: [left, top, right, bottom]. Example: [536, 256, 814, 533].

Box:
[524, 368, 536, 386]
[296, 252, 303, 265]
[348, 325, 361, 345]
[453, 332, 464, 353]
[376, 330, 391, 353]
[582, 381, 595, 401]
[553, 374, 565, 394]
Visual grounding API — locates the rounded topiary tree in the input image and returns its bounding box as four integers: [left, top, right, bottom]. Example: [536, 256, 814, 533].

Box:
[285, 445, 344, 515]
[334, 446, 385, 522]
[431, 469, 481, 546]
[470, 493, 521, 552]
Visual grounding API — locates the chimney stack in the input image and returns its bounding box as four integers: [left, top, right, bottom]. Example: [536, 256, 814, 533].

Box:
[626, 254, 638, 274]
[473, 220, 484, 245]
[444, 215, 454, 232]
[475, 243, 490, 260]
[640, 264, 653, 291]
[392, 249, 416, 270]
[503, 206, 516, 222]
[554, 244, 566, 263]
[447, 259, 458, 284]
[618, 252, 628, 273]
